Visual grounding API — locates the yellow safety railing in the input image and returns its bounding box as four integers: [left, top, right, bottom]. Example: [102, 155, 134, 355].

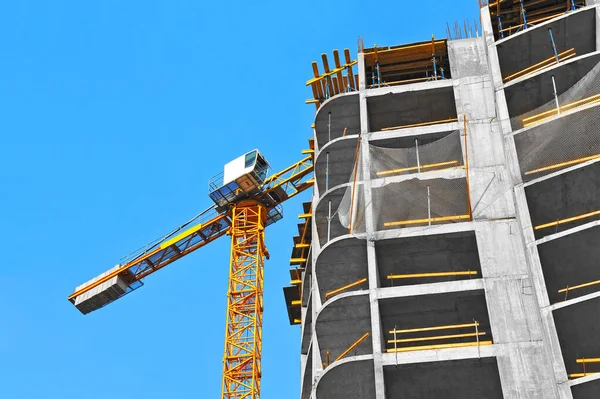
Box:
[323, 332, 370, 368]
[381, 117, 458, 132]
[522, 93, 600, 128]
[559, 279, 600, 301]
[525, 154, 600, 176]
[387, 271, 477, 280]
[504, 48, 575, 82]
[534, 210, 600, 231]
[325, 278, 368, 300]
[387, 321, 492, 353]
[376, 160, 460, 177]
[385, 214, 470, 228]
[569, 358, 600, 379]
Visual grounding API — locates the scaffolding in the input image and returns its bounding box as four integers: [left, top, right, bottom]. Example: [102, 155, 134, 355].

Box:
[482, 0, 586, 40]
[361, 35, 451, 88]
[306, 49, 358, 109]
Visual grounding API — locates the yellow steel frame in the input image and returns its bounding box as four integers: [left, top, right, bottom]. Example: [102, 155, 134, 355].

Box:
[222, 200, 267, 399]
[68, 149, 315, 399]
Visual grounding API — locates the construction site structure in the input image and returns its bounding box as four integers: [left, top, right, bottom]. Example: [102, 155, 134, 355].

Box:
[69, 148, 314, 399]
[284, 1, 600, 398]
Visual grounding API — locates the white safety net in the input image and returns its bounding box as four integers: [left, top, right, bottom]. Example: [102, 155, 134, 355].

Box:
[513, 61, 600, 182]
[372, 178, 470, 232]
[369, 131, 464, 179]
[337, 148, 366, 235]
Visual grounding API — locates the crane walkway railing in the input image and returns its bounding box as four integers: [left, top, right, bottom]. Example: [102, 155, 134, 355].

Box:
[69, 206, 231, 306]
[119, 205, 220, 265]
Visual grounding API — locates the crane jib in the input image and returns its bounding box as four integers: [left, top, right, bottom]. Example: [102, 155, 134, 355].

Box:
[68, 213, 231, 309]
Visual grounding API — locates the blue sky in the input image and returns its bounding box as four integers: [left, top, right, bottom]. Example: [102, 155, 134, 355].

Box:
[0, 1, 479, 398]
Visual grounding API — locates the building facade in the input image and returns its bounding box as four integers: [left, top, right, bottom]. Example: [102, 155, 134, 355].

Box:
[285, 1, 600, 398]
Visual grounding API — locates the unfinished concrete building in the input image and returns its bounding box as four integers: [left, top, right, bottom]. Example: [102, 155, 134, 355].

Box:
[283, 1, 600, 398]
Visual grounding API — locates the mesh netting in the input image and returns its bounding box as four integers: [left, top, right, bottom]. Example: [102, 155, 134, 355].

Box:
[372, 178, 470, 232]
[512, 61, 600, 181]
[337, 149, 366, 235]
[369, 131, 464, 179]
[511, 61, 600, 130]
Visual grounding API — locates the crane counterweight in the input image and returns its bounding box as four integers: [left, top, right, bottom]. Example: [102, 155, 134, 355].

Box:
[74, 265, 129, 314]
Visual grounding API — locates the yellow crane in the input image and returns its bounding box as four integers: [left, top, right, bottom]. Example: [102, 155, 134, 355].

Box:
[68, 148, 313, 399]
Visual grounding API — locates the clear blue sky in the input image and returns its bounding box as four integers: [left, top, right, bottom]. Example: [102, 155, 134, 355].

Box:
[0, 1, 479, 398]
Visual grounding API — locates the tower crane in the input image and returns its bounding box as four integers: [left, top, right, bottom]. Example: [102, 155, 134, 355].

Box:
[68, 148, 314, 399]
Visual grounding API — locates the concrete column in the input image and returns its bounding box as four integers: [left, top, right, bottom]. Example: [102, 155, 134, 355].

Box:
[478, 5, 573, 396]
[358, 50, 386, 399]
[448, 31, 564, 397]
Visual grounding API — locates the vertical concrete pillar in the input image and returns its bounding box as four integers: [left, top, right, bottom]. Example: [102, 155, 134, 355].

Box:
[358, 50, 386, 399]
[475, 4, 572, 398]
[448, 14, 565, 394]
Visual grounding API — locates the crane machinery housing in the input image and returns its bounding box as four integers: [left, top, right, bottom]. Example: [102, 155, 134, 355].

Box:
[68, 147, 314, 399]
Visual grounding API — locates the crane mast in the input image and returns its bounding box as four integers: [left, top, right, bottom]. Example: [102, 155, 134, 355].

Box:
[68, 147, 314, 399]
[222, 201, 267, 399]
